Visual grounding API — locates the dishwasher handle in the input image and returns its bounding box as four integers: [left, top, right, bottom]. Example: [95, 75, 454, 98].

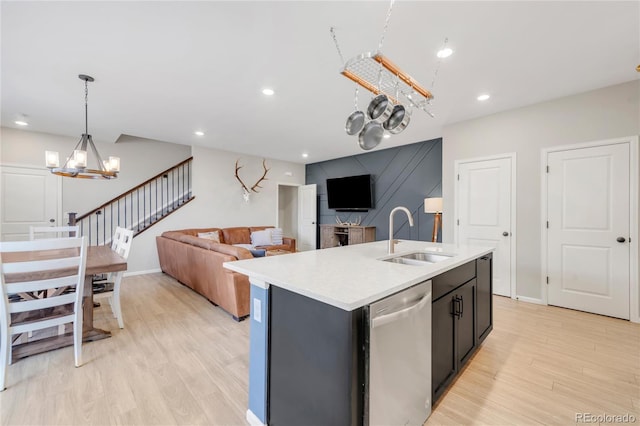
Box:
[371, 292, 432, 329]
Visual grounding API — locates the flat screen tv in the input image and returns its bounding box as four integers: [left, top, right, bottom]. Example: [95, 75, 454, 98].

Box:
[326, 174, 374, 211]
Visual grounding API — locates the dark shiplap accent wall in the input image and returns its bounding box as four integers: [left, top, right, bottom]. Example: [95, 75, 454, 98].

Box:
[306, 138, 442, 245]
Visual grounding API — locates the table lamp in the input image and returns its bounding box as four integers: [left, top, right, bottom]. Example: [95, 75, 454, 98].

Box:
[424, 197, 443, 242]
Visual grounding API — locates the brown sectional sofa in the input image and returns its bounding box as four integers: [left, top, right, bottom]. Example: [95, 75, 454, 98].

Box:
[156, 226, 295, 320]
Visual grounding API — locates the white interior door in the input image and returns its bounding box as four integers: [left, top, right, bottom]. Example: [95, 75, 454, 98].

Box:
[457, 156, 513, 297]
[297, 184, 317, 251]
[546, 143, 630, 319]
[0, 165, 61, 241]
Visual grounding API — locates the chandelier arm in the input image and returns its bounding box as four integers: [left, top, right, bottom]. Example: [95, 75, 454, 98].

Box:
[61, 135, 87, 168]
[87, 135, 107, 172]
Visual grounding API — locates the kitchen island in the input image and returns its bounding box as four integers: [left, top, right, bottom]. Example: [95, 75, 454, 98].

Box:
[224, 240, 493, 426]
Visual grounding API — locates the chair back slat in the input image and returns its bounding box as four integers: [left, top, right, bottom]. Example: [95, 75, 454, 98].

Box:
[5, 276, 80, 294]
[2, 256, 82, 275]
[2, 238, 84, 252]
[111, 227, 134, 260]
[29, 226, 80, 240]
[12, 314, 75, 335]
[9, 293, 76, 314]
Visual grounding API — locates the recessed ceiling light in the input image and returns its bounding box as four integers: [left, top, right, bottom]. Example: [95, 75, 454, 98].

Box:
[437, 47, 453, 58]
[383, 134, 391, 139]
[194, 131, 204, 136]
[14, 114, 28, 126]
[302, 153, 309, 158]
[262, 88, 275, 96]
[477, 94, 490, 101]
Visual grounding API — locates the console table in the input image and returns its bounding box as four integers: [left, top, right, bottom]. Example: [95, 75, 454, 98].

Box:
[320, 224, 376, 249]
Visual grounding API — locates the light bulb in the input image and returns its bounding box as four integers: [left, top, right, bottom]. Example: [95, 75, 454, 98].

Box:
[437, 47, 453, 58]
[109, 156, 120, 172]
[73, 150, 87, 167]
[45, 151, 59, 168]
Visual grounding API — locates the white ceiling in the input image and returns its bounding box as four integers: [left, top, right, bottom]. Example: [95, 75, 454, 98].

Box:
[2, 1, 638, 164]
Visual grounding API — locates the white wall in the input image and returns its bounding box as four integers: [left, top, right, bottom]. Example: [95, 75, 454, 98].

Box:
[187, 145, 305, 225]
[0, 127, 192, 215]
[130, 145, 304, 272]
[0, 127, 305, 273]
[442, 80, 640, 303]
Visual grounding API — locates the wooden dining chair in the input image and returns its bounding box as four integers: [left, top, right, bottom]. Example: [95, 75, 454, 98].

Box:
[28, 225, 81, 338]
[0, 237, 87, 391]
[29, 225, 80, 240]
[94, 227, 133, 329]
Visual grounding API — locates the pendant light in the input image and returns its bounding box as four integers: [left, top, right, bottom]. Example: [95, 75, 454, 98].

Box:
[46, 74, 120, 179]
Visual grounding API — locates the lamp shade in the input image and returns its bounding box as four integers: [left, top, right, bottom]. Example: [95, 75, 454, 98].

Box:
[424, 197, 443, 213]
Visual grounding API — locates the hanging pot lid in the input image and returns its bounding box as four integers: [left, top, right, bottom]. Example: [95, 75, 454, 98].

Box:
[358, 121, 384, 150]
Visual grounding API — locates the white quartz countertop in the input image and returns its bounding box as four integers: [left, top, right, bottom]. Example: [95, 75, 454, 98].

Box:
[224, 240, 493, 311]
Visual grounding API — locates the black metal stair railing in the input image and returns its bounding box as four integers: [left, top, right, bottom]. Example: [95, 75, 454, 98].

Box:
[69, 157, 194, 246]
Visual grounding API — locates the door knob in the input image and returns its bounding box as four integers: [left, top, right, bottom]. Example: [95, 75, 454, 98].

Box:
[617, 237, 626, 243]
[502, 231, 509, 237]
[49, 219, 55, 223]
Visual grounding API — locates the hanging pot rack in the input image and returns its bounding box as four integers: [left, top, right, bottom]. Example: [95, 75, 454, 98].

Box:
[331, 0, 448, 150]
[341, 51, 434, 117]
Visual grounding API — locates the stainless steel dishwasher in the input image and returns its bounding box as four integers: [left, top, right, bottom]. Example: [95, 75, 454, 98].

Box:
[367, 280, 432, 426]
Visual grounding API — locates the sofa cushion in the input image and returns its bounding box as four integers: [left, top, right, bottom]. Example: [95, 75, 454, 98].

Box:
[163, 228, 225, 243]
[198, 230, 220, 242]
[256, 244, 292, 252]
[251, 229, 272, 246]
[222, 227, 251, 245]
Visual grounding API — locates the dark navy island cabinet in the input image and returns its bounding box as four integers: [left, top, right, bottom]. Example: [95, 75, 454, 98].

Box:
[432, 253, 493, 403]
[268, 254, 493, 425]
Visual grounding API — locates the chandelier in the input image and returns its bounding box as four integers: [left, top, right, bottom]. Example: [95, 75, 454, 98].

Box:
[45, 74, 120, 179]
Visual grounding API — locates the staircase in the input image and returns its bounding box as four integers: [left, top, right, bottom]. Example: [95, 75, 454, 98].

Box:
[69, 157, 194, 246]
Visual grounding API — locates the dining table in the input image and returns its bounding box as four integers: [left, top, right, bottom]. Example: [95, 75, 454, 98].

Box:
[2, 245, 127, 362]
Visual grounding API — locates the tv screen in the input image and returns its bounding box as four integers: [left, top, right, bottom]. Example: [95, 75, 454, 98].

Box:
[326, 174, 373, 211]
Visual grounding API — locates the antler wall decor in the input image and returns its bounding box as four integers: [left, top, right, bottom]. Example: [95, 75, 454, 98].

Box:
[234, 159, 270, 202]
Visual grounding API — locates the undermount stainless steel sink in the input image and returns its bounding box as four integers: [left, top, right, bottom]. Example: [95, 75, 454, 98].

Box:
[382, 252, 453, 266]
[400, 252, 452, 263]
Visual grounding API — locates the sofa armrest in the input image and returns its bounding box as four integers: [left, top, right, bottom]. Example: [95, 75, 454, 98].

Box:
[283, 237, 296, 252]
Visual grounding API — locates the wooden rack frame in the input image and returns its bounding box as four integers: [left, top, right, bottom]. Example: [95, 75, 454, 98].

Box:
[341, 52, 433, 113]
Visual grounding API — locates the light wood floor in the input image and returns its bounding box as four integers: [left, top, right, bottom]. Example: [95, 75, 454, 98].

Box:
[1, 273, 638, 425]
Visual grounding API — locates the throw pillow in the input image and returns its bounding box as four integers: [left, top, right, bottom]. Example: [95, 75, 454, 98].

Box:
[251, 229, 273, 246]
[271, 227, 284, 245]
[198, 231, 220, 242]
[250, 249, 266, 257]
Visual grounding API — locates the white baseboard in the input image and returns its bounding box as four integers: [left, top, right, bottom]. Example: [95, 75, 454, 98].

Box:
[123, 268, 162, 277]
[515, 295, 545, 305]
[246, 409, 266, 426]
